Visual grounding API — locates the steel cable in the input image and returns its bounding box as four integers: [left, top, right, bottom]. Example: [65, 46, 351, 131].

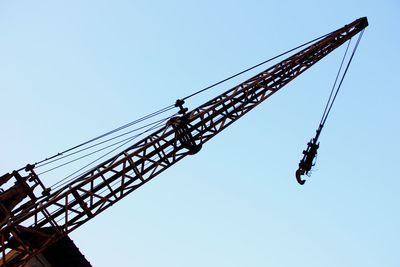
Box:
[319, 29, 365, 128]
[181, 30, 335, 101]
[30, 104, 175, 169]
[48, 115, 174, 190]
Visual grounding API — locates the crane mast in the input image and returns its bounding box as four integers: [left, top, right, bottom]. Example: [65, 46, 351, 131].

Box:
[0, 17, 367, 266]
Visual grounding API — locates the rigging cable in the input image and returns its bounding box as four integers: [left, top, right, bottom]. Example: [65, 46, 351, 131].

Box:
[26, 104, 176, 170]
[38, 116, 172, 176]
[36, 116, 173, 168]
[181, 30, 335, 101]
[49, 115, 175, 190]
[319, 39, 352, 127]
[319, 29, 365, 127]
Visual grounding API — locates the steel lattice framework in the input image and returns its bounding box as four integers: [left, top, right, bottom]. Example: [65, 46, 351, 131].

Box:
[0, 17, 367, 267]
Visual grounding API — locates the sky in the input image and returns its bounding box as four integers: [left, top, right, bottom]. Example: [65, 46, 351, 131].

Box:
[0, 1, 399, 267]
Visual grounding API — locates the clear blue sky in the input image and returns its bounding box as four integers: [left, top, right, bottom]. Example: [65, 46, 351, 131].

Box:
[1, 1, 399, 266]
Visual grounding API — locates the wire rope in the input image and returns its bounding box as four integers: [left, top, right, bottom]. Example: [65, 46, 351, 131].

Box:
[319, 39, 352, 126]
[319, 29, 365, 128]
[181, 30, 335, 101]
[36, 116, 172, 169]
[49, 115, 174, 190]
[30, 104, 175, 169]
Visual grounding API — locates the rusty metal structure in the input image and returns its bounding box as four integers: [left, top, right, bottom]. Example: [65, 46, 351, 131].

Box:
[0, 17, 368, 266]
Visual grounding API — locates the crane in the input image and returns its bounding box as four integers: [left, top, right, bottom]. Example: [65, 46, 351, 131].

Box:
[0, 17, 368, 266]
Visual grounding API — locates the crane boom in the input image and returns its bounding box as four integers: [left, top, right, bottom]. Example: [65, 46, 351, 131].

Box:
[0, 17, 368, 266]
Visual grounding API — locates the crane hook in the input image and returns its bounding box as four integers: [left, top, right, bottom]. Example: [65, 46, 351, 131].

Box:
[296, 139, 319, 185]
[295, 125, 322, 185]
